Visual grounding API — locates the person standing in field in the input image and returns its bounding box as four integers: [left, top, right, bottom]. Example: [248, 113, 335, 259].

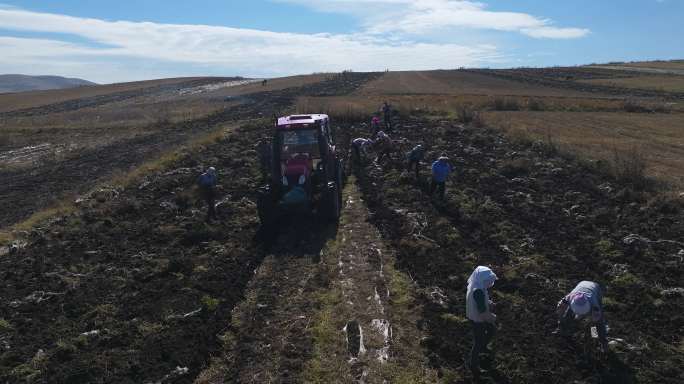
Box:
[430, 156, 452, 199]
[466, 266, 498, 378]
[197, 167, 218, 223]
[553, 281, 609, 353]
[382, 101, 393, 133]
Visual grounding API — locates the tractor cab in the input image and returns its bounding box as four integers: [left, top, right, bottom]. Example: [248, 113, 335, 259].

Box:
[258, 114, 343, 226]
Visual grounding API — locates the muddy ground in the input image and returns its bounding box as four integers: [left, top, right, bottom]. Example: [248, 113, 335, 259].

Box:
[345, 117, 683, 383]
[0, 73, 378, 228]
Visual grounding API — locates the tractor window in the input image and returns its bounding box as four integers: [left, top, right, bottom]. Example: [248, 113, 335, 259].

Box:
[279, 129, 320, 159]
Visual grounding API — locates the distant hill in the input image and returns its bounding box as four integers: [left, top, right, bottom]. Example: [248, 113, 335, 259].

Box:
[0, 74, 97, 93]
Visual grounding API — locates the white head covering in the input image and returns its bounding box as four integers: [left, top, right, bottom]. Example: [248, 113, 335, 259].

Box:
[467, 266, 497, 291]
[466, 266, 497, 322]
[207, 167, 216, 176]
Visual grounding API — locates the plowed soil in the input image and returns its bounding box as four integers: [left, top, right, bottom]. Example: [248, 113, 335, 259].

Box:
[1, 69, 682, 384]
[346, 117, 683, 383]
[0, 73, 379, 383]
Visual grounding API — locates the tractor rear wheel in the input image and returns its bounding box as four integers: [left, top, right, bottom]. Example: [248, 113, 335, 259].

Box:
[321, 182, 340, 222]
[257, 186, 276, 226]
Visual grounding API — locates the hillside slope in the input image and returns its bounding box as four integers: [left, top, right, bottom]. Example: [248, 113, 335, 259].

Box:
[0, 74, 96, 93]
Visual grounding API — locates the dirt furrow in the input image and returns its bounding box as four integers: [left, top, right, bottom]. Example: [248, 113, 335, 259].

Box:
[196, 177, 437, 383]
[301, 178, 437, 383]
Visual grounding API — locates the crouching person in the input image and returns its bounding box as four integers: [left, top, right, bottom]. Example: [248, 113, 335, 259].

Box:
[197, 167, 218, 223]
[554, 281, 608, 353]
[466, 266, 498, 377]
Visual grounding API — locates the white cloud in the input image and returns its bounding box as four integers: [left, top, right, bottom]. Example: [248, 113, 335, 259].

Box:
[276, 0, 590, 39]
[0, 7, 502, 82]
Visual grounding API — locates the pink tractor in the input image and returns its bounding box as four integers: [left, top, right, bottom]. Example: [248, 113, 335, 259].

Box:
[257, 114, 343, 226]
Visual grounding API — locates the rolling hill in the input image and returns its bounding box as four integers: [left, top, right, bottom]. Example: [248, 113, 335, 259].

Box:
[0, 74, 96, 93]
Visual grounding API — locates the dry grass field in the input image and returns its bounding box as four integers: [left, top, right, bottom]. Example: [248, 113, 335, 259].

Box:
[356, 70, 595, 97]
[0, 77, 207, 113]
[296, 67, 684, 190]
[617, 60, 684, 71]
[485, 111, 684, 187]
[579, 75, 684, 92]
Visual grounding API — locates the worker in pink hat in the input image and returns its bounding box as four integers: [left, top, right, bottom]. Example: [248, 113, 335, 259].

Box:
[371, 116, 381, 136]
[554, 281, 608, 352]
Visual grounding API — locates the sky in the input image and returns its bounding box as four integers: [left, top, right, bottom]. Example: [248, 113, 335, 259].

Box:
[0, 0, 682, 83]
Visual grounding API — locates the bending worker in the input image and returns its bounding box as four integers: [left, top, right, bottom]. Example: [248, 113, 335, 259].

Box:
[466, 266, 498, 377]
[351, 137, 373, 167]
[406, 144, 425, 179]
[554, 280, 608, 352]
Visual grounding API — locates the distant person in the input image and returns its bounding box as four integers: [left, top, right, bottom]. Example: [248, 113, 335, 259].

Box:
[371, 116, 381, 136]
[406, 144, 425, 179]
[197, 167, 218, 223]
[430, 156, 452, 199]
[351, 137, 373, 168]
[466, 266, 498, 378]
[374, 131, 392, 163]
[255, 138, 272, 180]
[382, 102, 393, 132]
[553, 281, 608, 353]
[262, 79, 268, 86]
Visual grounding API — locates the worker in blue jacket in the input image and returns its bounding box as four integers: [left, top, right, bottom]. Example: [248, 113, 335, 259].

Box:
[197, 167, 218, 222]
[430, 156, 452, 199]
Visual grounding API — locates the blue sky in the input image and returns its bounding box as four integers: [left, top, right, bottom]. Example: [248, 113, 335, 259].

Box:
[0, 0, 682, 83]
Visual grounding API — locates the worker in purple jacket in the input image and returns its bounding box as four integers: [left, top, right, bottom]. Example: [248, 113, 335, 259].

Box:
[554, 280, 608, 353]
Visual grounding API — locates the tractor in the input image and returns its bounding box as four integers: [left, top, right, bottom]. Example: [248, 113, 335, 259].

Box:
[257, 114, 343, 227]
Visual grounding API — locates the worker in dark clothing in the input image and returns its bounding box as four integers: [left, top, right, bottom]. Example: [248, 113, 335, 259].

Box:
[382, 102, 393, 133]
[553, 281, 609, 353]
[430, 156, 452, 199]
[466, 266, 498, 378]
[197, 167, 218, 223]
[406, 144, 425, 179]
[255, 139, 272, 181]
